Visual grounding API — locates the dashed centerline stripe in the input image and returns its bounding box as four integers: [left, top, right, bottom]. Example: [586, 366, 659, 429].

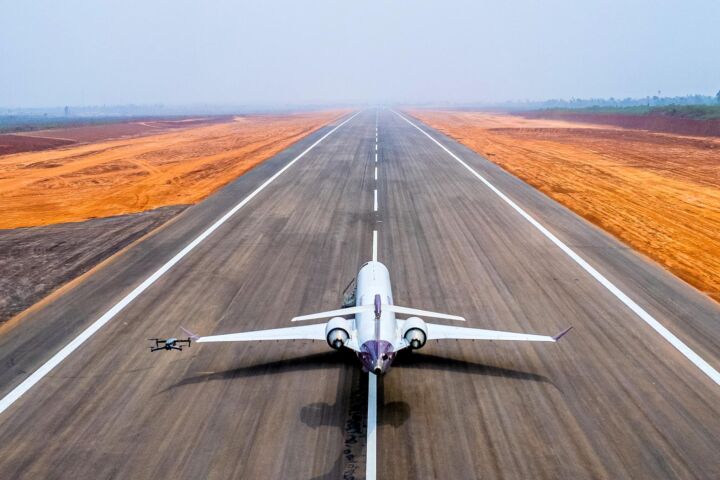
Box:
[368, 114, 379, 480]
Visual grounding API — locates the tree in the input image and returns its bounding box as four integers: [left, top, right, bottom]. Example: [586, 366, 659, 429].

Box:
[716, 90, 720, 104]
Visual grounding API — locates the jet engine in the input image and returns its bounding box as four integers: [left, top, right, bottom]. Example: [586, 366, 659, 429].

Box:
[325, 317, 351, 349]
[402, 317, 428, 349]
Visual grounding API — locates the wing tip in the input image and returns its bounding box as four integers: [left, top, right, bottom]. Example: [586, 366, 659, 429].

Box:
[553, 326, 573, 341]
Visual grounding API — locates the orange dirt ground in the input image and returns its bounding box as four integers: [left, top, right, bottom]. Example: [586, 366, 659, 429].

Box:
[409, 110, 720, 303]
[0, 111, 347, 229]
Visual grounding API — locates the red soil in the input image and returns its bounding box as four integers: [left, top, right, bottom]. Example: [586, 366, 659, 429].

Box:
[19, 117, 232, 143]
[410, 109, 720, 302]
[520, 111, 720, 137]
[0, 135, 75, 155]
[0, 111, 347, 229]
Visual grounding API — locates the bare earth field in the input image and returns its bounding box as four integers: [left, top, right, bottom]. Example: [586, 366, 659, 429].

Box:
[408, 110, 720, 302]
[16, 116, 233, 143]
[0, 206, 185, 324]
[0, 134, 76, 155]
[0, 117, 231, 156]
[0, 111, 345, 323]
[521, 110, 720, 137]
[0, 111, 346, 229]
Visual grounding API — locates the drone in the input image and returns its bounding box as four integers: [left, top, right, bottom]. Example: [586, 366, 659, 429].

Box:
[149, 337, 192, 352]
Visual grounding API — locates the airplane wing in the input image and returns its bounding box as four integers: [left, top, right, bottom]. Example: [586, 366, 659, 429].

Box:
[291, 305, 372, 322]
[426, 324, 572, 342]
[196, 324, 327, 343]
[387, 305, 465, 321]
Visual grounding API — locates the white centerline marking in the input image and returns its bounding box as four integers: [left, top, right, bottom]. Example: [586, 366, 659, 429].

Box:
[367, 373, 378, 480]
[0, 111, 362, 416]
[393, 110, 720, 386]
[368, 116, 378, 480]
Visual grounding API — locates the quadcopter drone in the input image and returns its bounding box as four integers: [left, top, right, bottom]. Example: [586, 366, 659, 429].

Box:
[149, 337, 192, 352]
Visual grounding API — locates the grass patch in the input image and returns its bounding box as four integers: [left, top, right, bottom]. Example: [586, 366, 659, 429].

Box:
[537, 105, 720, 120]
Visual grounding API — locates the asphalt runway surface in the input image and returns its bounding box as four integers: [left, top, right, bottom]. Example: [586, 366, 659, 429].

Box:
[0, 109, 718, 479]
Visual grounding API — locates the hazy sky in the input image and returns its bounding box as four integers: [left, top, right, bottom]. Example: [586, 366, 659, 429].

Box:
[1, 0, 718, 107]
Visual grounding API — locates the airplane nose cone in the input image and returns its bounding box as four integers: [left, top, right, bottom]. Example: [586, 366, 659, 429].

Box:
[359, 340, 395, 374]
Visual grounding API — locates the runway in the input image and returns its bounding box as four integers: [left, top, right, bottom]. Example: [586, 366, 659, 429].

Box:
[0, 109, 719, 479]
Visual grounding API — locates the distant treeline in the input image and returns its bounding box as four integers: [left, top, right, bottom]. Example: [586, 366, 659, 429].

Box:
[515, 93, 720, 110]
[0, 114, 180, 134]
[1, 104, 169, 118]
[0, 103, 339, 119]
[445, 92, 720, 113]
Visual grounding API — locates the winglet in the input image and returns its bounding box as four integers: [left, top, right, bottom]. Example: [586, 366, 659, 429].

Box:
[181, 326, 200, 341]
[553, 326, 573, 341]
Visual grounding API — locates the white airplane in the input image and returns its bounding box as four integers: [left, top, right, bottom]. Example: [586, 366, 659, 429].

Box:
[183, 261, 571, 375]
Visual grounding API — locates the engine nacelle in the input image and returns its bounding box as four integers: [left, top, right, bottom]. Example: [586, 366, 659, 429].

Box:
[325, 317, 351, 349]
[402, 317, 428, 349]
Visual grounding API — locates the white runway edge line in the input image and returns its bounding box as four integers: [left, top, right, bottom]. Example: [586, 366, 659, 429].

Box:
[393, 110, 720, 386]
[367, 372, 378, 480]
[0, 111, 363, 416]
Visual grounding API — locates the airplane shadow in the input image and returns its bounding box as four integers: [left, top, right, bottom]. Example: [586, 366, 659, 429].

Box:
[165, 349, 548, 480]
[166, 349, 549, 391]
[391, 351, 552, 385]
[163, 350, 356, 391]
[300, 400, 410, 429]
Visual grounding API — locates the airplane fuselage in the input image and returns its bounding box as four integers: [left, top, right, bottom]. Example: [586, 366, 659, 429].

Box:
[354, 261, 398, 374]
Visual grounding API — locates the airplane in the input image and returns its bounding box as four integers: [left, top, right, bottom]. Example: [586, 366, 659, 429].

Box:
[177, 261, 571, 375]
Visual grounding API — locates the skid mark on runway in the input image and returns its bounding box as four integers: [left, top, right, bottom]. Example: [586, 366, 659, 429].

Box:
[341, 369, 368, 479]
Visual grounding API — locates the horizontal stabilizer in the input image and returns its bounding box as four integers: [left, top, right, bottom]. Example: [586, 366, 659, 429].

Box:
[292, 305, 372, 322]
[387, 305, 465, 321]
[197, 323, 326, 343]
